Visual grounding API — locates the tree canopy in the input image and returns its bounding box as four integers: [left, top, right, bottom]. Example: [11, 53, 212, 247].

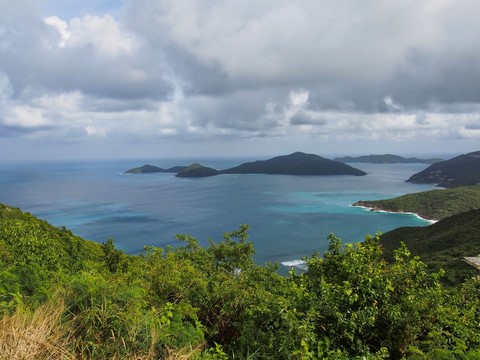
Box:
[1, 203, 479, 359]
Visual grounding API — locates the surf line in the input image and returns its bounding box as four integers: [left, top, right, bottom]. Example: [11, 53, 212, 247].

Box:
[351, 204, 438, 224]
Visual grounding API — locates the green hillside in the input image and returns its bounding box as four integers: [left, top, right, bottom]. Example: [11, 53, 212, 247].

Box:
[407, 151, 480, 188]
[1, 203, 480, 359]
[220, 152, 367, 176]
[175, 163, 219, 177]
[380, 209, 480, 285]
[354, 185, 480, 220]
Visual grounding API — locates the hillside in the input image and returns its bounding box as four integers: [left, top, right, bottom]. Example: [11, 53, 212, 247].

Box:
[380, 208, 480, 285]
[220, 152, 367, 176]
[334, 154, 442, 164]
[125, 164, 187, 173]
[407, 150, 480, 188]
[0, 203, 103, 270]
[1, 202, 480, 358]
[353, 185, 480, 220]
[175, 163, 219, 177]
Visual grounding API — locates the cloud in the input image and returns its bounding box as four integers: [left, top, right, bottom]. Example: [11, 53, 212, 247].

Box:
[1, 0, 480, 158]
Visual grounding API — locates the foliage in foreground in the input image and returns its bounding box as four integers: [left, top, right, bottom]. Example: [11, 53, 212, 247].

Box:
[1, 203, 480, 359]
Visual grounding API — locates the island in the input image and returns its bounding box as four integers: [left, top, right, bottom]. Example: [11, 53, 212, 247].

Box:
[175, 163, 219, 178]
[125, 164, 188, 174]
[220, 152, 367, 176]
[334, 154, 442, 164]
[407, 150, 480, 188]
[126, 152, 367, 178]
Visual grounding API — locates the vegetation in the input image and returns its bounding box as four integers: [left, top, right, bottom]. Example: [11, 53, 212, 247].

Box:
[127, 152, 367, 178]
[1, 203, 480, 359]
[354, 185, 480, 220]
[176, 163, 220, 178]
[125, 164, 187, 174]
[334, 154, 442, 164]
[219, 152, 367, 176]
[380, 208, 480, 285]
[407, 151, 480, 188]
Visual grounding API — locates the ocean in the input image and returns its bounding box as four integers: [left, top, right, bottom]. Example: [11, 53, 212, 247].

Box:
[0, 158, 436, 268]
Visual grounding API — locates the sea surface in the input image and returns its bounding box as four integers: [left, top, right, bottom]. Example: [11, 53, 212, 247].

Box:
[0, 158, 437, 268]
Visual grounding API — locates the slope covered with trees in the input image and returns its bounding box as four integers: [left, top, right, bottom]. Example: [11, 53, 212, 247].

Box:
[220, 152, 367, 176]
[407, 151, 480, 188]
[353, 185, 480, 220]
[380, 208, 480, 285]
[1, 203, 479, 359]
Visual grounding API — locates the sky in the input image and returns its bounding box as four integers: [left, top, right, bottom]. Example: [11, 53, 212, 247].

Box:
[1, 0, 480, 160]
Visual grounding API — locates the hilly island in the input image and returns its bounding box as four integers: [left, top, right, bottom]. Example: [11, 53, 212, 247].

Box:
[334, 154, 443, 164]
[126, 152, 367, 177]
[407, 150, 480, 188]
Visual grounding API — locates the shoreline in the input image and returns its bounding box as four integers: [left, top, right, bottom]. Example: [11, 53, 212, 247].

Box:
[351, 204, 438, 224]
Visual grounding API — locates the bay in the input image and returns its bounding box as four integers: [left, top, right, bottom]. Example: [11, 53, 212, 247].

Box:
[0, 159, 436, 267]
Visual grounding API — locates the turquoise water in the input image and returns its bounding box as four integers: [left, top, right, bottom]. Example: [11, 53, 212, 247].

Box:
[0, 159, 436, 266]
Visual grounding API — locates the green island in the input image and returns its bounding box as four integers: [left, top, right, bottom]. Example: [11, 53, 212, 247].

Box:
[353, 185, 480, 221]
[407, 151, 480, 188]
[176, 163, 219, 178]
[1, 202, 480, 359]
[125, 164, 188, 174]
[334, 154, 442, 164]
[125, 152, 367, 177]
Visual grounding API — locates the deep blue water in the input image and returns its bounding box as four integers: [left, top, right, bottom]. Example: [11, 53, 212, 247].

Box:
[0, 159, 436, 267]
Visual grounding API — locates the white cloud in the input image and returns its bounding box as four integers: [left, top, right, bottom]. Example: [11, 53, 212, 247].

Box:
[85, 125, 108, 137]
[1, 0, 480, 158]
[44, 16, 71, 47]
[4, 106, 51, 128]
[60, 14, 138, 56]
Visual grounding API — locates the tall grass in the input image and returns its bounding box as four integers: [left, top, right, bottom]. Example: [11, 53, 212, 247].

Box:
[0, 295, 74, 359]
[0, 293, 203, 360]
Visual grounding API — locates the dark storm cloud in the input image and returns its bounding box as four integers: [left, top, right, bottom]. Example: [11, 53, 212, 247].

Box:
[466, 123, 480, 130]
[1, 0, 480, 157]
[290, 112, 326, 126]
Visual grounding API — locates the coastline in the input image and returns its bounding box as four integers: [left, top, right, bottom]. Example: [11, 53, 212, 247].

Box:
[352, 204, 438, 224]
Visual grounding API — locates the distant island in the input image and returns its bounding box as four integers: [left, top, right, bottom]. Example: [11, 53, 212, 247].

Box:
[176, 163, 219, 178]
[125, 164, 187, 174]
[126, 152, 367, 178]
[219, 152, 367, 176]
[334, 154, 442, 164]
[353, 185, 480, 221]
[407, 151, 480, 188]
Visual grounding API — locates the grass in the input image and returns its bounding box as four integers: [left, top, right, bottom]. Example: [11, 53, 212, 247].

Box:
[0, 295, 73, 360]
[0, 292, 204, 360]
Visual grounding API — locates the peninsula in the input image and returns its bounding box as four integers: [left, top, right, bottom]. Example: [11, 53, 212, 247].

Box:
[353, 185, 480, 221]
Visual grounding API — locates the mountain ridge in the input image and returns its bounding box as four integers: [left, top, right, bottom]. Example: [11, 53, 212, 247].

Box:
[334, 154, 442, 164]
[407, 151, 480, 188]
[126, 152, 367, 177]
